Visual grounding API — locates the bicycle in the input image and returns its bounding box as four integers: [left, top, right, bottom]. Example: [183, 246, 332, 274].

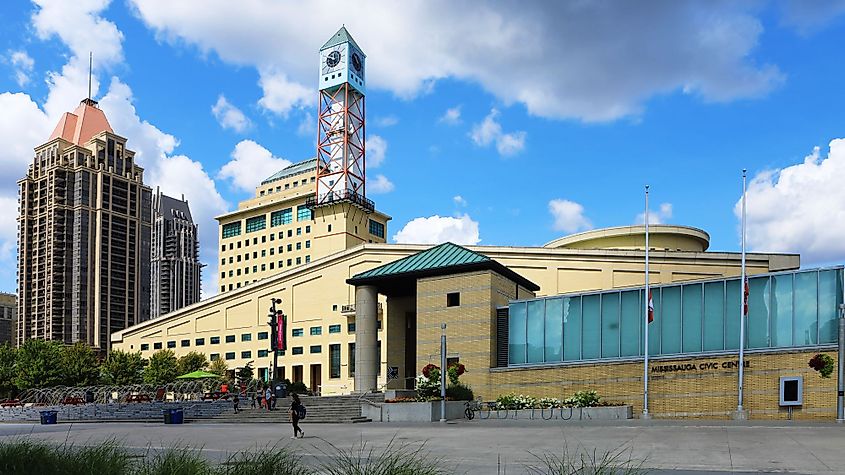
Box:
[464, 399, 481, 420]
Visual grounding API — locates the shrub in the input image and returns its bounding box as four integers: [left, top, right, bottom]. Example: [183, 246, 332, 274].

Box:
[287, 381, 308, 394]
[496, 393, 538, 410]
[445, 383, 474, 401]
[527, 443, 647, 475]
[809, 354, 835, 378]
[446, 362, 465, 386]
[318, 437, 451, 475]
[563, 390, 601, 408]
[219, 445, 309, 475]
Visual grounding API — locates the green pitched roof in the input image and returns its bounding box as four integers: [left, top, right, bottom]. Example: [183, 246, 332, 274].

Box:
[321, 26, 363, 53]
[347, 242, 539, 291]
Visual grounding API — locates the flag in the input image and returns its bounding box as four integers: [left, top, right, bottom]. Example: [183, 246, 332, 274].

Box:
[276, 311, 286, 351]
[743, 276, 749, 316]
[647, 290, 654, 323]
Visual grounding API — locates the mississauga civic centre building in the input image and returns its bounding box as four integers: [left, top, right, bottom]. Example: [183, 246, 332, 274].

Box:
[112, 27, 843, 420]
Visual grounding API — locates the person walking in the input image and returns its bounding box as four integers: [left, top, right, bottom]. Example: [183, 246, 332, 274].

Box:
[265, 386, 273, 411]
[289, 393, 304, 439]
[232, 392, 240, 414]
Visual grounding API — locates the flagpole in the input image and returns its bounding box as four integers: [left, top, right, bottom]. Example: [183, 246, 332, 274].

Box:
[643, 185, 650, 419]
[736, 169, 748, 419]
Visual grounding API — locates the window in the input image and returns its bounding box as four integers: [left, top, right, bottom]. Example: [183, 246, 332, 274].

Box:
[306, 225, 311, 233]
[287, 244, 292, 252]
[349, 343, 356, 377]
[297, 207, 312, 221]
[221, 258, 225, 265]
[258, 331, 268, 340]
[167, 341, 176, 348]
[305, 240, 310, 249]
[296, 242, 301, 250]
[310, 345, 322, 354]
[241, 333, 252, 342]
[262, 236, 266, 243]
[226, 335, 236, 343]
[292, 346, 304, 355]
[195, 338, 205, 346]
[245, 215, 266, 233]
[288, 230, 293, 237]
[292, 328, 304, 337]
[220, 285, 225, 292]
[447, 292, 460, 307]
[271, 208, 293, 226]
[261, 264, 266, 271]
[287, 259, 292, 266]
[329, 324, 341, 334]
[328, 224, 332, 232]
[296, 257, 302, 265]
[229, 257, 233, 264]
[210, 336, 220, 344]
[305, 256, 311, 263]
[140, 343, 149, 351]
[330, 344, 341, 378]
[310, 326, 322, 336]
[222, 222, 241, 238]
[369, 219, 385, 238]
[253, 265, 257, 273]
[210, 353, 219, 361]
[225, 352, 235, 360]
[245, 268, 249, 274]
[270, 234, 274, 241]
[241, 351, 252, 359]
[154, 342, 162, 350]
[348, 322, 356, 333]
[258, 350, 268, 357]
[297, 227, 302, 236]
[181, 339, 190, 347]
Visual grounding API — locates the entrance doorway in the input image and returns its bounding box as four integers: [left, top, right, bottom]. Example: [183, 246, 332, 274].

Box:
[292, 365, 303, 383]
[405, 311, 416, 389]
[310, 364, 322, 395]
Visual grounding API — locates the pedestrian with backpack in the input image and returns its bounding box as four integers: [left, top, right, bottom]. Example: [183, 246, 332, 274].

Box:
[289, 393, 305, 439]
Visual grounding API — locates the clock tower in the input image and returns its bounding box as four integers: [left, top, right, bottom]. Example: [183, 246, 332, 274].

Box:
[310, 26, 371, 212]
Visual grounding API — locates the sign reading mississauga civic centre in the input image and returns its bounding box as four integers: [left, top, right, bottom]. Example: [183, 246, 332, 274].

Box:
[651, 359, 751, 373]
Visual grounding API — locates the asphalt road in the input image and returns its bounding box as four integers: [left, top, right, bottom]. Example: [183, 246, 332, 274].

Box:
[1, 419, 843, 474]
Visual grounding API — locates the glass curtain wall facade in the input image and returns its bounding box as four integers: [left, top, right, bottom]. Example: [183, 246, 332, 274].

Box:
[508, 267, 843, 366]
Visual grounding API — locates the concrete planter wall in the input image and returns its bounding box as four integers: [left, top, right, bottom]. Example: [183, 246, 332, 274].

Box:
[362, 401, 466, 422]
[0, 401, 231, 423]
[476, 405, 633, 421]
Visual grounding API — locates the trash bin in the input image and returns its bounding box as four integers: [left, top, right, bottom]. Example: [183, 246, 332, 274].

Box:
[274, 382, 287, 399]
[40, 410, 58, 425]
[84, 390, 94, 403]
[163, 408, 184, 424]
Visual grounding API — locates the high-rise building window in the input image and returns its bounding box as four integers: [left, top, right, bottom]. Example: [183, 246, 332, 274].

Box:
[305, 255, 310, 263]
[210, 353, 219, 361]
[210, 336, 220, 344]
[195, 338, 205, 346]
[141, 343, 149, 351]
[310, 326, 322, 336]
[368, 219, 385, 238]
[297, 207, 312, 221]
[154, 342, 163, 350]
[258, 331, 268, 340]
[292, 328, 304, 337]
[241, 333, 252, 342]
[180, 339, 190, 347]
[305, 225, 311, 233]
[292, 347, 303, 355]
[167, 341, 176, 348]
[241, 351, 251, 359]
[297, 227, 302, 235]
[222, 222, 242, 238]
[310, 345, 322, 354]
[245, 215, 266, 233]
[225, 352, 235, 360]
[225, 335, 235, 343]
[329, 324, 341, 334]
[305, 240, 310, 249]
[271, 208, 293, 226]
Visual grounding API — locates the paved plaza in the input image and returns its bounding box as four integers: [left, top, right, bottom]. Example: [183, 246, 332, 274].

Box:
[2, 419, 845, 474]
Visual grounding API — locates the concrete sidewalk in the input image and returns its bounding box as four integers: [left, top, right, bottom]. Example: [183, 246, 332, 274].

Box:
[1, 419, 843, 474]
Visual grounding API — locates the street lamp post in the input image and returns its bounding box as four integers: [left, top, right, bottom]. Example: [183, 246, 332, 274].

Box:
[268, 298, 284, 382]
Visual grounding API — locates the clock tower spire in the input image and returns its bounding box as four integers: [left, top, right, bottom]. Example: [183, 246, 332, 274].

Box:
[308, 26, 372, 213]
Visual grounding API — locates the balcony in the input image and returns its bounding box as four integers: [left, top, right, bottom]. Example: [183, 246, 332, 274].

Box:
[340, 302, 383, 316]
[305, 190, 374, 213]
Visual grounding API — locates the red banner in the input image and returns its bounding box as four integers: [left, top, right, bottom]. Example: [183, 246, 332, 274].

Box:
[276, 311, 286, 351]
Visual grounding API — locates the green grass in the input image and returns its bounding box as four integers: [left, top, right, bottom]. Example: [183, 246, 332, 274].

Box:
[317, 437, 453, 475]
[0, 439, 133, 475]
[526, 443, 648, 475]
[136, 444, 213, 475]
[218, 444, 310, 475]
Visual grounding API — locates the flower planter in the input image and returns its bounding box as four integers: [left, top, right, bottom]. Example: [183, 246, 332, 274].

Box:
[362, 401, 466, 422]
[473, 405, 633, 421]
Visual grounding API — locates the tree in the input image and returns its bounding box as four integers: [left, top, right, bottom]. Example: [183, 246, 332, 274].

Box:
[176, 351, 208, 375]
[101, 350, 146, 385]
[208, 358, 228, 378]
[15, 339, 64, 389]
[0, 343, 16, 398]
[143, 349, 178, 385]
[238, 361, 254, 382]
[61, 342, 100, 386]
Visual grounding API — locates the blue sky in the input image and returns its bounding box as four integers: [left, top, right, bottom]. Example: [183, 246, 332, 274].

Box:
[1, 1, 845, 297]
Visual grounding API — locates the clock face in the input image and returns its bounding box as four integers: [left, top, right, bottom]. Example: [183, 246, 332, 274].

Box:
[351, 52, 362, 73]
[326, 51, 341, 68]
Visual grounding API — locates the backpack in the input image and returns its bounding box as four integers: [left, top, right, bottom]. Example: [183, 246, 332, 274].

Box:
[295, 403, 306, 420]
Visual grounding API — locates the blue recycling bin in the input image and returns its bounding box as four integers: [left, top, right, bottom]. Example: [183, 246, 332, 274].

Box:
[40, 410, 58, 425]
[163, 408, 184, 424]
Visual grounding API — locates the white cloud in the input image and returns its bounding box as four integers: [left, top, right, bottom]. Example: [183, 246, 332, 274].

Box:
[374, 115, 398, 127]
[738, 140, 845, 264]
[0, 93, 53, 192]
[453, 195, 467, 207]
[296, 111, 314, 137]
[470, 109, 526, 156]
[257, 68, 314, 116]
[635, 202, 674, 225]
[0, 195, 17, 262]
[211, 95, 250, 132]
[367, 134, 387, 168]
[549, 199, 592, 233]
[128, 1, 782, 122]
[369, 174, 394, 194]
[9, 51, 34, 87]
[439, 106, 462, 125]
[218, 140, 292, 192]
[393, 214, 480, 245]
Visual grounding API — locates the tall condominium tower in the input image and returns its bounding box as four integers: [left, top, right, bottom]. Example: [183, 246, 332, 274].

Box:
[151, 189, 201, 318]
[17, 98, 152, 350]
[0, 292, 15, 345]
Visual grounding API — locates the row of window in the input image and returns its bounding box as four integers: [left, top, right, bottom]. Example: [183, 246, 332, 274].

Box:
[221, 252, 311, 277]
[221, 207, 313, 240]
[212, 342, 372, 380]
[221, 241, 311, 264]
[259, 176, 315, 197]
[221, 226, 312, 251]
[139, 322, 377, 352]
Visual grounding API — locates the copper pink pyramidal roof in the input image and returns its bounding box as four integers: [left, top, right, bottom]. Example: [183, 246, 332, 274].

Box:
[48, 99, 114, 146]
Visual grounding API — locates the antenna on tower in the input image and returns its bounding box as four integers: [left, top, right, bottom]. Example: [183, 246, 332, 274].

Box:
[87, 52, 92, 101]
